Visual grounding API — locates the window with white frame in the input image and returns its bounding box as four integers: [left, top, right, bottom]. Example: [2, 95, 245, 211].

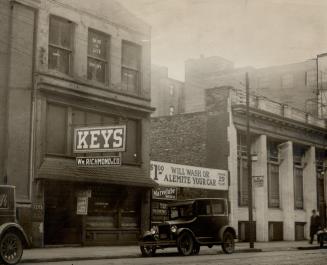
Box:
[48, 16, 73, 75]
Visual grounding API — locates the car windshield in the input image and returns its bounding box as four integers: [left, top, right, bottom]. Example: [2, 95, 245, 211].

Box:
[169, 203, 194, 219]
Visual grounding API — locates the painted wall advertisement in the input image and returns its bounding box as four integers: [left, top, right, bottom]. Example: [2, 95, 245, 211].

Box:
[150, 161, 228, 190]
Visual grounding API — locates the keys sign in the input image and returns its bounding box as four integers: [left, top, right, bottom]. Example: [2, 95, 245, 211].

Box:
[74, 125, 126, 153]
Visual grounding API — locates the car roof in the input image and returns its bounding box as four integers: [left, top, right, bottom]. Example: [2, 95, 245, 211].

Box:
[168, 198, 226, 207]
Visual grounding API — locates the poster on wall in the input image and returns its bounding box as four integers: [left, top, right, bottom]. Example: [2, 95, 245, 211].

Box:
[152, 186, 177, 200]
[150, 161, 228, 191]
[76, 197, 88, 215]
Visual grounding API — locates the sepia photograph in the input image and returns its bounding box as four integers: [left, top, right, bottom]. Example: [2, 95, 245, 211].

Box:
[0, 0, 326, 264]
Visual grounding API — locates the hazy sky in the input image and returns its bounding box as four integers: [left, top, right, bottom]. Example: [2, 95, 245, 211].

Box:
[119, 0, 327, 81]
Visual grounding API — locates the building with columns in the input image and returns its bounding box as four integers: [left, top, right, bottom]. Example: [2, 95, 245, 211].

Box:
[1, 0, 155, 247]
[151, 86, 327, 241]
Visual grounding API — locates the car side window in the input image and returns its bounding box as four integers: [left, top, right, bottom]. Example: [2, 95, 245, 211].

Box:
[212, 200, 225, 215]
[197, 201, 211, 215]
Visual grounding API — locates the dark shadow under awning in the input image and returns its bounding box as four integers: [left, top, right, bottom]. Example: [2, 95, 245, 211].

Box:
[36, 157, 158, 188]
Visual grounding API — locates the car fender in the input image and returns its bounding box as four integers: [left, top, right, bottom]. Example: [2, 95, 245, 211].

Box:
[140, 231, 156, 241]
[176, 228, 198, 242]
[0, 222, 30, 248]
[219, 225, 237, 241]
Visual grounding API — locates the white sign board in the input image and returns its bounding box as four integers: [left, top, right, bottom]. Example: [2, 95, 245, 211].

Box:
[73, 125, 126, 153]
[150, 161, 228, 190]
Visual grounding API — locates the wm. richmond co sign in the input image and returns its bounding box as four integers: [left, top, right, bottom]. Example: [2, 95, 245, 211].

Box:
[73, 125, 126, 153]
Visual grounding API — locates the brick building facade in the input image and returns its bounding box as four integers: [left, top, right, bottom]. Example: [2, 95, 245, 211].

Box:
[0, 0, 154, 247]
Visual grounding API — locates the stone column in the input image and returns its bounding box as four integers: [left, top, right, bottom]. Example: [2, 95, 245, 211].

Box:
[252, 135, 268, 241]
[279, 141, 295, 240]
[303, 146, 316, 239]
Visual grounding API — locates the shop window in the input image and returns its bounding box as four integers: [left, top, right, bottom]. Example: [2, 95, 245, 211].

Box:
[121, 41, 141, 94]
[122, 119, 141, 165]
[46, 104, 67, 155]
[48, 16, 73, 75]
[269, 222, 283, 241]
[87, 29, 109, 83]
[267, 141, 280, 208]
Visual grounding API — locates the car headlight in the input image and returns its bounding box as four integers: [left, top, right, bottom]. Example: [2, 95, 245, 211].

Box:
[150, 226, 158, 235]
[170, 225, 177, 233]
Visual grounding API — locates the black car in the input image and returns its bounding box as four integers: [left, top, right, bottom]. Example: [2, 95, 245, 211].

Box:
[317, 228, 327, 248]
[139, 198, 236, 256]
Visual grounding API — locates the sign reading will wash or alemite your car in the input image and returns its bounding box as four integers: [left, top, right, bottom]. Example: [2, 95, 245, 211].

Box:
[150, 161, 228, 190]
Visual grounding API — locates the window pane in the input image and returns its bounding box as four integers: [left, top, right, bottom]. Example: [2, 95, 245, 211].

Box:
[122, 119, 140, 164]
[268, 163, 279, 208]
[212, 200, 225, 214]
[238, 159, 248, 206]
[294, 167, 304, 209]
[46, 104, 67, 154]
[87, 58, 106, 83]
[121, 68, 138, 93]
[48, 46, 70, 74]
[88, 30, 107, 60]
[122, 41, 141, 69]
[49, 17, 72, 49]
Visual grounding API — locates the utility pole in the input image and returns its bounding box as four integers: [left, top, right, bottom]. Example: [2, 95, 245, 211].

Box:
[246, 72, 254, 249]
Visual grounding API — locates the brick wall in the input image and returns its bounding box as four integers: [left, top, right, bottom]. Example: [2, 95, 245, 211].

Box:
[150, 112, 208, 167]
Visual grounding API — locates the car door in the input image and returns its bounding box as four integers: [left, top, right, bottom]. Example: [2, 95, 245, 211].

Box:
[193, 200, 215, 242]
[211, 199, 229, 241]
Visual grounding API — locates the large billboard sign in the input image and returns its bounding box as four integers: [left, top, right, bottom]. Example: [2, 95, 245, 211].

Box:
[150, 161, 228, 191]
[73, 125, 126, 153]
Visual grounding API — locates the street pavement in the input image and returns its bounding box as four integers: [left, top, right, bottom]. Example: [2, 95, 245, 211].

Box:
[22, 248, 327, 265]
[20, 240, 325, 264]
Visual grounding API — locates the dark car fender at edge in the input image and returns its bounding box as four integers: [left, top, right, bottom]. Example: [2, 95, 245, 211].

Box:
[140, 230, 156, 241]
[218, 225, 237, 241]
[0, 222, 30, 248]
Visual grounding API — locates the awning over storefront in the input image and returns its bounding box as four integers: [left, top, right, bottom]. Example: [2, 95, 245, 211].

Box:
[37, 157, 158, 188]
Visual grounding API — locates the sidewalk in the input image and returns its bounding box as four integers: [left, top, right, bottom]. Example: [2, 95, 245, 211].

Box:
[21, 240, 318, 264]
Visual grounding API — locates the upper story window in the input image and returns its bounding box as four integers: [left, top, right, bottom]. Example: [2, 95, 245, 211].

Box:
[169, 85, 174, 96]
[48, 16, 73, 75]
[121, 41, 141, 94]
[281, 73, 294, 89]
[87, 29, 109, 83]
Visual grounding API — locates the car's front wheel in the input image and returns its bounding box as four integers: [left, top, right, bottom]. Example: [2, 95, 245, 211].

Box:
[177, 232, 194, 256]
[0, 232, 23, 265]
[221, 231, 235, 254]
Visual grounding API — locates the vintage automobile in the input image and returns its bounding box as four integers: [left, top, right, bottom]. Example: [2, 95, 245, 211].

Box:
[0, 185, 30, 264]
[317, 227, 327, 248]
[139, 198, 236, 256]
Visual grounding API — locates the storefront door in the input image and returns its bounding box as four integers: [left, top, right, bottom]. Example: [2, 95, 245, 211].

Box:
[44, 182, 82, 245]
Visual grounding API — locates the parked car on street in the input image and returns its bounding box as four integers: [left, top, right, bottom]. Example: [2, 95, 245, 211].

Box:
[0, 185, 30, 264]
[139, 198, 236, 256]
[317, 228, 327, 248]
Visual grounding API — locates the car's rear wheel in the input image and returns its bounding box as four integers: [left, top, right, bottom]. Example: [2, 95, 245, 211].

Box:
[0, 232, 23, 265]
[221, 231, 235, 254]
[177, 232, 194, 256]
[319, 235, 324, 248]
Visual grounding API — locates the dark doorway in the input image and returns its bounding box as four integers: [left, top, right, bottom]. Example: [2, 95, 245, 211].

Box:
[268, 221, 283, 241]
[44, 182, 82, 245]
[238, 221, 256, 242]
